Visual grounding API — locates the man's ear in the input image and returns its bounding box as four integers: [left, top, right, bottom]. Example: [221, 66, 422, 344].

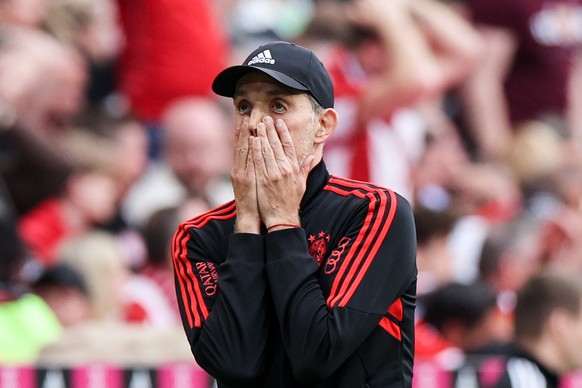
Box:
[314, 108, 339, 144]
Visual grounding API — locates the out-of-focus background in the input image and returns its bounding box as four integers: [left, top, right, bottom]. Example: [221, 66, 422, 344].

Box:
[1, 0, 581, 386]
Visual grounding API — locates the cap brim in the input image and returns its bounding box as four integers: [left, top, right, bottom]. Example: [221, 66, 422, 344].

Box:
[212, 65, 308, 98]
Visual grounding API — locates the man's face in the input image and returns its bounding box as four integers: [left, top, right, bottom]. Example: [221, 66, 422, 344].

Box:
[233, 72, 319, 165]
[163, 101, 232, 196]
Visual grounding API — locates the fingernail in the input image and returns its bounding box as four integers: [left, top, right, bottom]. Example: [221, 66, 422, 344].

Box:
[263, 116, 272, 123]
[257, 123, 265, 131]
[275, 119, 283, 127]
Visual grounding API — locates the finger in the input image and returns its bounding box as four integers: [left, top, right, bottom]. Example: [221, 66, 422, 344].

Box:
[250, 135, 266, 177]
[274, 119, 298, 164]
[233, 120, 250, 168]
[232, 136, 256, 203]
[263, 116, 286, 162]
[257, 121, 278, 174]
[246, 136, 256, 174]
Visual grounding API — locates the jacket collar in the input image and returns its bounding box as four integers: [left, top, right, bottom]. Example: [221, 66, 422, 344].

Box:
[300, 160, 329, 210]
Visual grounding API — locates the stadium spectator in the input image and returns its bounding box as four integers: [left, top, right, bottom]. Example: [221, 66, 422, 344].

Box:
[458, 0, 582, 160]
[114, 0, 229, 159]
[0, 180, 62, 364]
[123, 97, 232, 227]
[41, 0, 122, 109]
[138, 206, 184, 319]
[414, 205, 458, 295]
[31, 263, 92, 328]
[494, 269, 582, 387]
[0, 26, 86, 215]
[420, 281, 513, 356]
[17, 128, 120, 267]
[58, 230, 176, 327]
[478, 215, 544, 313]
[300, 0, 482, 201]
[35, 230, 198, 368]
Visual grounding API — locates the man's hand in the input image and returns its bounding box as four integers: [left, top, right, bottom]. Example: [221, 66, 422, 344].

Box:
[231, 119, 261, 233]
[250, 116, 314, 230]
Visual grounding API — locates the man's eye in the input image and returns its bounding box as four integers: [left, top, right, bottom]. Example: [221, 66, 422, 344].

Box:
[272, 102, 285, 113]
[237, 102, 251, 114]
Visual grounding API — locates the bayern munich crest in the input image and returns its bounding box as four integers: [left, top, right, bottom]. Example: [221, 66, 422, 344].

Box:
[308, 231, 331, 267]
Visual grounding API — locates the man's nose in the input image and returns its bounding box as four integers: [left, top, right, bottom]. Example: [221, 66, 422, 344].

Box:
[248, 107, 267, 132]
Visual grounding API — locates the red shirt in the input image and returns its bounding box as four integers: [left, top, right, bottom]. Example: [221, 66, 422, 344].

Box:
[468, 0, 582, 124]
[323, 46, 423, 201]
[18, 199, 68, 267]
[115, 0, 229, 122]
[140, 264, 178, 315]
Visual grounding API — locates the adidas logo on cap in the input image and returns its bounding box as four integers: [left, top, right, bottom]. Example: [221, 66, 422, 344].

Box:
[247, 49, 275, 65]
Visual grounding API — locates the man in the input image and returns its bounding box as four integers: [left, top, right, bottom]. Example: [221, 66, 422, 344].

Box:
[420, 281, 512, 355]
[460, 0, 582, 159]
[122, 97, 233, 227]
[298, 0, 482, 200]
[115, 0, 229, 159]
[161, 98, 233, 207]
[0, 179, 62, 363]
[494, 269, 582, 388]
[172, 41, 417, 387]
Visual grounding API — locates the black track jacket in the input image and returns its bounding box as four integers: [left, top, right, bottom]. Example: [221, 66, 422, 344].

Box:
[172, 161, 417, 388]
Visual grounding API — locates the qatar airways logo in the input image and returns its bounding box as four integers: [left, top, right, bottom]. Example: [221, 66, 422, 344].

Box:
[196, 262, 218, 296]
[248, 49, 276, 65]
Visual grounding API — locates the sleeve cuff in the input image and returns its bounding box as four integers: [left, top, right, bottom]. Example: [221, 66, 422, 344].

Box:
[226, 233, 265, 264]
[264, 228, 311, 263]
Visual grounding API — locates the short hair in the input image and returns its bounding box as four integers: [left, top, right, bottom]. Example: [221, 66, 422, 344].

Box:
[414, 206, 457, 246]
[514, 269, 582, 341]
[32, 263, 89, 297]
[478, 216, 541, 282]
[141, 206, 181, 265]
[421, 281, 498, 331]
[307, 93, 324, 115]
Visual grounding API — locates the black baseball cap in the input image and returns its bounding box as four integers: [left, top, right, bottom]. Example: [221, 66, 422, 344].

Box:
[32, 263, 89, 297]
[212, 41, 334, 109]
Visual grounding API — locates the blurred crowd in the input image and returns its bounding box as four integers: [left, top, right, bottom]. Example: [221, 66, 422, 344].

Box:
[1, 0, 582, 384]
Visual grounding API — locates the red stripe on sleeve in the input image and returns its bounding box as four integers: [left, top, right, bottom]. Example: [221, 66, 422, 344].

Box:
[324, 178, 396, 308]
[324, 185, 368, 306]
[337, 190, 397, 307]
[172, 228, 197, 327]
[182, 201, 236, 229]
[172, 202, 236, 328]
[180, 231, 209, 326]
[173, 227, 210, 328]
[328, 191, 383, 307]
